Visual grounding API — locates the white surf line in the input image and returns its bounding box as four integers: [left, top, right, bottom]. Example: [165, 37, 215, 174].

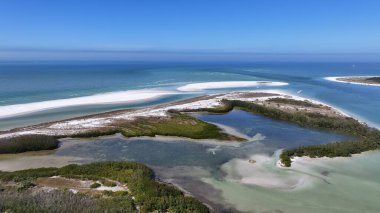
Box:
[177, 81, 289, 91]
[324, 76, 380, 87]
[0, 89, 179, 119]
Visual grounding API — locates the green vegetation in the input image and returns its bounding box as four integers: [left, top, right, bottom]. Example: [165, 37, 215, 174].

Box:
[72, 113, 243, 141]
[182, 99, 380, 167]
[101, 179, 116, 187]
[227, 100, 380, 166]
[16, 180, 36, 192]
[0, 113, 243, 155]
[175, 102, 234, 114]
[190, 99, 368, 136]
[367, 77, 380, 83]
[280, 129, 380, 166]
[0, 161, 209, 213]
[0, 135, 59, 154]
[90, 182, 101, 188]
[267, 98, 324, 108]
[0, 190, 136, 213]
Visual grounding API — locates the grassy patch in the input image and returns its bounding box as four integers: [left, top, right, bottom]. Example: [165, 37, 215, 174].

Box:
[71, 113, 244, 141]
[118, 114, 242, 140]
[267, 97, 324, 108]
[280, 129, 380, 165]
[223, 100, 368, 136]
[0, 189, 136, 213]
[70, 128, 120, 138]
[0, 135, 59, 154]
[0, 111, 243, 155]
[101, 179, 116, 187]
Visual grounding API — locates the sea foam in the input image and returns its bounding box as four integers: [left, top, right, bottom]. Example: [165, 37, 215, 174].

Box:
[0, 89, 178, 119]
[177, 81, 288, 91]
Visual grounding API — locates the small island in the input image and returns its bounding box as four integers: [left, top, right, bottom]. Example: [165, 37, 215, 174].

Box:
[325, 76, 380, 86]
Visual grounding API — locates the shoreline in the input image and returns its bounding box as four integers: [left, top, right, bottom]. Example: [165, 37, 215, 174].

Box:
[0, 80, 288, 121]
[0, 89, 180, 120]
[0, 90, 348, 139]
[324, 76, 380, 87]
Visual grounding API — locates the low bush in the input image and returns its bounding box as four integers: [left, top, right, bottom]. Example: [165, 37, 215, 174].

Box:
[0, 161, 209, 213]
[90, 182, 101, 188]
[0, 135, 59, 154]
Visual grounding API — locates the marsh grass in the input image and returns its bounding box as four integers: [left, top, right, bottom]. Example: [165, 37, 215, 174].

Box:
[0, 135, 59, 154]
[71, 113, 244, 141]
[267, 98, 325, 108]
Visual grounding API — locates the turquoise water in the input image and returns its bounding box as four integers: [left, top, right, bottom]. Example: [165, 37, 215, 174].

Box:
[1, 62, 380, 129]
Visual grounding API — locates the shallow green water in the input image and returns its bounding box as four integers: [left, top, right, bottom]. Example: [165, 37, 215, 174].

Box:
[203, 151, 380, 213]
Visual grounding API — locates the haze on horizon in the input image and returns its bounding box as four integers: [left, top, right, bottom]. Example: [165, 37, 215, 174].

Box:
[1, 0, 380, 62]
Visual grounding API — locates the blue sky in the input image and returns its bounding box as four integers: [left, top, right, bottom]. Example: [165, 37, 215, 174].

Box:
[1, 0, 380, 61]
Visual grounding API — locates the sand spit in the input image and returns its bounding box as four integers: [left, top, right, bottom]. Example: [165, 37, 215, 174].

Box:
[0, 91, 348, 139]
[325, 76, 380, 87]
[0, 89, 179, 119]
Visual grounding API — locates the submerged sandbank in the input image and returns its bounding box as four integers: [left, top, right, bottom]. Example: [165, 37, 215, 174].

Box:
[202, 149, 380, 213]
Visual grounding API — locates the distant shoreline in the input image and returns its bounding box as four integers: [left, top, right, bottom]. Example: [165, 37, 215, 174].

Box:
[325, 76, 380, 87]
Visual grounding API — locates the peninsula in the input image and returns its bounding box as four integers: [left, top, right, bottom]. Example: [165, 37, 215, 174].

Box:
[325, 76, 380, 86]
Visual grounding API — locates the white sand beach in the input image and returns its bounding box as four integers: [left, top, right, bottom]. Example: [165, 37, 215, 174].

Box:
[0, 89, 179, 119]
